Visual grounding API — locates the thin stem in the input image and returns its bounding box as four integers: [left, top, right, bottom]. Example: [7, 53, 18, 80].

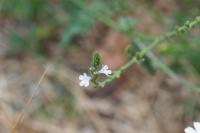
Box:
[99, 16, 200, 87]
[11, 65, 50, 133]
[135, 38, 198, 92]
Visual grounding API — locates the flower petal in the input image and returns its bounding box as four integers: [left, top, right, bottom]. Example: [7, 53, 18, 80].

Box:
[84, 81, 90, 87]
[79, 75, 84, 80]
[83, 73, 87, 77]
[79, 81, 85, 86]
[184, 127, 198, 133]
[194, 122, 200, 132]
[103, 65, 108, 69]
[87, 76, 91, 80]
[107, 70, 112, 75]
[98, 65, 112, 76]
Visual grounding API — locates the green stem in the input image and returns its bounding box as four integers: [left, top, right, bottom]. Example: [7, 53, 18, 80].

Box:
[99, 16, 200, 87]
[135, 38, 198, 92]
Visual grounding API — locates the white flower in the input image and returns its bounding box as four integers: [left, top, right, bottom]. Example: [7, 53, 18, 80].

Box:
[79, 73, 91, 87]
[98, 65, 112, 76]
[185, 122, 200, 133]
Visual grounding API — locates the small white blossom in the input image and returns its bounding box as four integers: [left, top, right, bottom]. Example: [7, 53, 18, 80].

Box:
[79, 73, 91, 87]
[185, 122, 200, 133]
[98, 65, 112, 76]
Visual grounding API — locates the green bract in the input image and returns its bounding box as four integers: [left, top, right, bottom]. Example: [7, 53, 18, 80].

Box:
[91, 52, 101, 72]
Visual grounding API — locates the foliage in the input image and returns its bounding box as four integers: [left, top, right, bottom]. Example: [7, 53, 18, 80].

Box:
[87, 16, 200, 90]
[0, 0, 125, 55]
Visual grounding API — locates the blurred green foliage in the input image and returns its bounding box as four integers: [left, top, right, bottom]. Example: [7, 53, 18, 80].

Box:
[159, 0, 200, 83]
[159, 34, 200, 75]
[153, 0, 200, 86]
[118, 16, 136, 35]
[0, 0, 127, 55]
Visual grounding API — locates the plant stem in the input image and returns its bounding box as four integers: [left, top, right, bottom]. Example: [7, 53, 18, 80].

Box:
[135, 38, 200, 92]
[99, 16, 200, 87]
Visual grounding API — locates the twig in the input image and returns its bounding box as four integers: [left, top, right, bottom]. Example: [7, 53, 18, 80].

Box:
[11, 65, 50, 133]
[135, 38, 198, 92]
[98, 16, 200, 87]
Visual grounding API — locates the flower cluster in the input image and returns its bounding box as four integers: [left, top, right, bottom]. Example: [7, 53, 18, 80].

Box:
[79, 65, 112, 87]
[185, 122, 200, 133]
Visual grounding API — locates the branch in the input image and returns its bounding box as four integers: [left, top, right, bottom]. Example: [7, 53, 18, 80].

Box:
[98, 16, 200, 87]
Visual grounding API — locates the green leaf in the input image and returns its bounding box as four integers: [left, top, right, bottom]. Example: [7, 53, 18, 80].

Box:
[91, 52, 101, 71]
[142, 56, 156, 75]
[125, 42, 156, 75]
[125, 45, 133, 57]
[118, 16, 136, 35]
[125, 43, 140, 59]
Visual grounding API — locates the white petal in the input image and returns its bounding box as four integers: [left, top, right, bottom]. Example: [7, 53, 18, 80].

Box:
[79, 81, 85, 86]
[86, 75, 91, 79]
[99, 70, 103, 73]
[184, 127, 198, 133]
[83, 73, 87, 77]
[79, 75, 84, 80]
[194, 122, 200, 132]
[88, 77, 91, 81]
[84, 81, 90, 87]
[98, 65, 112, 76]
[104, 70, 112, 76]
[107, 70, 112, 74]
[103, 65, 108, 69]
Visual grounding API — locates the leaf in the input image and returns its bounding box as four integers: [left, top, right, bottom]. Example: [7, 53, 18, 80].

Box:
[125, 43, 140, 59]
[142, 56, 156, 75]
[125, 41, 156, 75]
[118, 16, 136, 35]
[91, 52, 101, 71]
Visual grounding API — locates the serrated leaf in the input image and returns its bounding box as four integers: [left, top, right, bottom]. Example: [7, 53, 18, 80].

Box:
[91, 52, 101, 71]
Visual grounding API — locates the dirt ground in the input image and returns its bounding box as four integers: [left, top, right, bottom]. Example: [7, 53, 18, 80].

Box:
[0, 56, 190, 133]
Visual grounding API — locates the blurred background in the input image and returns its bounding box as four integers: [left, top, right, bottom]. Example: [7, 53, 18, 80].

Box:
[0, 0, 200, 132]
